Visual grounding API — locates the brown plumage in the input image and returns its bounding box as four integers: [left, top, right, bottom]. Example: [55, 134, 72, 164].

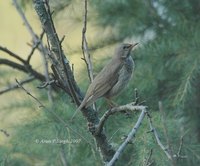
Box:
[78, 43, 138, 110]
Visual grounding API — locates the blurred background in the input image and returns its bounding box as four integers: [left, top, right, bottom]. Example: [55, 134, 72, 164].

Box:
[0, 0, 200, 165]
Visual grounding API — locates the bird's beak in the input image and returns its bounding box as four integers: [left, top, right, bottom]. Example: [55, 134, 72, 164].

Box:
[130, 43, 139, 49]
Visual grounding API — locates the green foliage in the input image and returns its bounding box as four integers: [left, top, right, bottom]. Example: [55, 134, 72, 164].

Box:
[89, 0, 200, 165]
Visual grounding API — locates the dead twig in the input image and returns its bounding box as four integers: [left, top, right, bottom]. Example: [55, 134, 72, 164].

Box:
[0, 129, 10, 137]
[146, 112, 173, 160]
[106, 107, 147, 166]
[81, 0, 96, 111]
[0, 76, 35, 95]
[60, 35, 66, 45]
[159, 101, 176, 165]
[37, 80, 57, 89]
[60, 144, 68, 166]
[82, 0, 94, 82]
[134, 88, 139, 105]
[0, 58, 46, 82]
[13, 0, 53, 103]
[143, 149, 153, 166]
[173, 135, 187, 159]
[0, 46, 26, 64]
[15, 78, 45, 108]
[27, 30, 45, 63]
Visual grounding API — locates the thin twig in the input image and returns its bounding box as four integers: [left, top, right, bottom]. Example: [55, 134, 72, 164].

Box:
[159, 101, 176, 165]
[173, 135, 187, 159]
[15, 78, 45, 108]
[60, 144, 68, 166]
[12, 0, 36, 37]
[108, 128, 120, 142]
[134, 88, 139, 105]
[0, 46, 26, 64]
[143, 149, 153, 166]
[71, 64, 74, 75]
[0, 76, 35, 95]
[27, 30, 45, 63]
[0, 58, 46, 82]
[81, 0, 96, 111]
[159, 101, 173, 153]
[60, 35, 66, 44]
[37, 80, 57, 89]
[0, 129, 10, 137]
[177, 136, 184, 157]
[106, 108, 147, 166]
[82, 0, 94, 82]
[146, 112, 173, 160]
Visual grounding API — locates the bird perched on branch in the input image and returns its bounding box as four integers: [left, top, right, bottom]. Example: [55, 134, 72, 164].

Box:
[78, 43, 138, 110]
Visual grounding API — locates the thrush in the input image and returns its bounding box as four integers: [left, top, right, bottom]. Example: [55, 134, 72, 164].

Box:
[78, 43, 138, 110]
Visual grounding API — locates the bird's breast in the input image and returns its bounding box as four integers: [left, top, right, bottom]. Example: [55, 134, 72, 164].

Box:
[105, 56, 134, 98]
[118, 56, 134, 85]
[124, 56, 134, 73]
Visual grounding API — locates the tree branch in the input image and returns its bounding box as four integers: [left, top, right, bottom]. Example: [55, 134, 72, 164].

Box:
[12, 0, 36, 39]
[0, 46, 26, 64]
[146, 112, 173, 160]
[0, 76, 35, 95]
[82, 0, 94, 82]
[26, 30, 45, 64]
[107, 107, 147, 166]
[0, 58, 46, 82]
[95, 103, 140, 135]
[143, 149, 153, 166]
[159, 101, 176, 165]
[13, 0, 53, 103]
[33, 0, 115, 161]
[16, 78, 45, 108]
[0, 129, 10, 137]
[173, 135, 187, 159]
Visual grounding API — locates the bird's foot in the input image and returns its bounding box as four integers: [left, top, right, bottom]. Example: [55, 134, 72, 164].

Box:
[106, 99, 118, 109]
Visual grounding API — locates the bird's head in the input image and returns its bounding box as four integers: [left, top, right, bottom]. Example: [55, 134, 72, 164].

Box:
[116, 43, 138, 59]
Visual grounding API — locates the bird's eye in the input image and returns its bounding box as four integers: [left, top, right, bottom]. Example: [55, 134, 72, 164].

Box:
[123, 46, 128, 49]
[123, 45, 131, 49]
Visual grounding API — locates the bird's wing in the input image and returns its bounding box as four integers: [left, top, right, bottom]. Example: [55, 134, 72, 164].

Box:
[82, 61, 122, 108]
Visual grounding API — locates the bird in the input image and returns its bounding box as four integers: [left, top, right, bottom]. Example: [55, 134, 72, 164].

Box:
[78, 43, 138, 110]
